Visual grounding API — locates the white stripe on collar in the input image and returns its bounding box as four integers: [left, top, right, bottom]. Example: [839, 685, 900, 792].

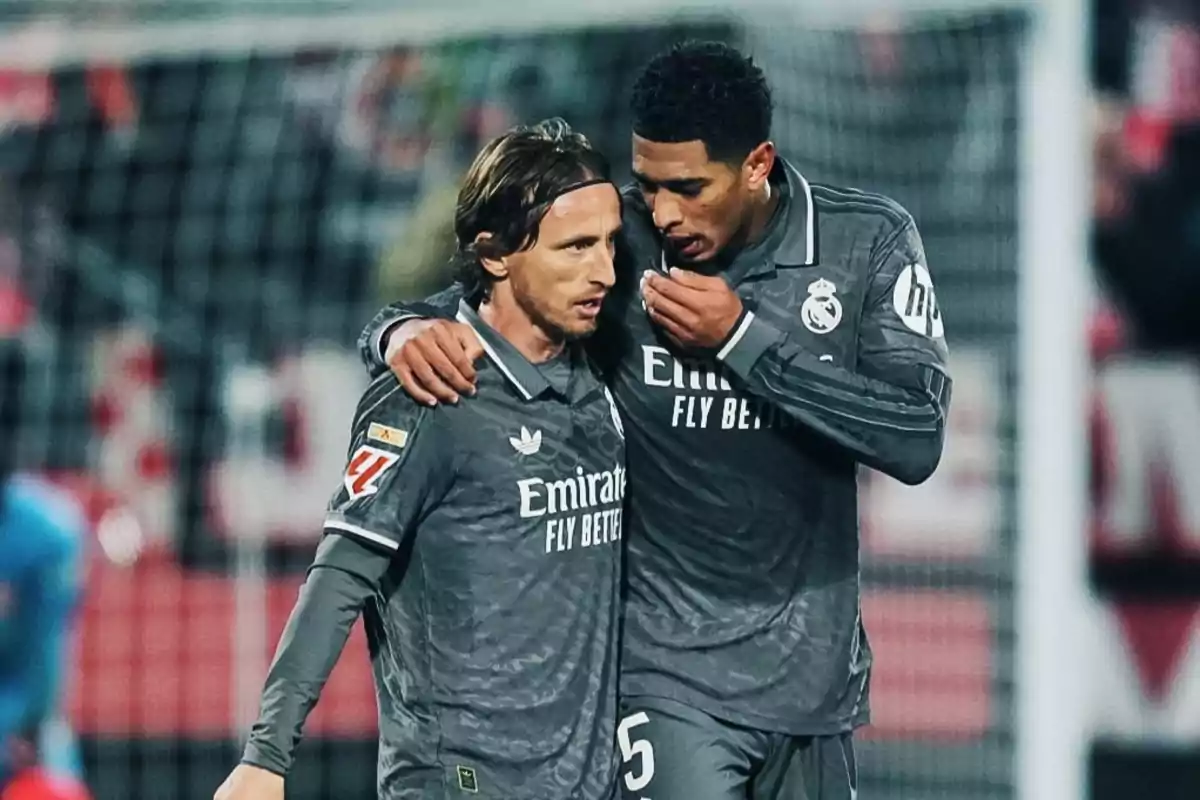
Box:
[795, 169, 816, 265]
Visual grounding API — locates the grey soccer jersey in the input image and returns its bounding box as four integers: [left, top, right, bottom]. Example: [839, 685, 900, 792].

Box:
[332, 300, 626, 799]
[358, 158, 951, 737]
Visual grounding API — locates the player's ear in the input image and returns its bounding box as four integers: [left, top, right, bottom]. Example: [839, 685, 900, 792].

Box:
[475, 232, 510, 280]
[743, 141, 775, 192]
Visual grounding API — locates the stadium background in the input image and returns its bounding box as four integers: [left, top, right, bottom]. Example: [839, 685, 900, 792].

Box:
[0, 0, 1193, 797]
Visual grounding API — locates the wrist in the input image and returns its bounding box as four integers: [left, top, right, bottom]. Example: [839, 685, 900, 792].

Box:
[716, 310, 783, 377]
[377, 318, 409, 363]
[380, 316, 436, 364]
[716, 306, 753, 358]
[237, 760, 286, 779]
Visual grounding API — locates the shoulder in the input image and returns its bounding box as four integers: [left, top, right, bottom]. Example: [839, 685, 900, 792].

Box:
[619, 182, 643, 208]
[350, 374, 442, 447]
[811, 182, 914, 235]
[619, 185, 659, 249]
[614, 186, 659, 288]
[354, 374, 421, 422]
[3, 477, 85, 565]
[810, 184, 924, 279]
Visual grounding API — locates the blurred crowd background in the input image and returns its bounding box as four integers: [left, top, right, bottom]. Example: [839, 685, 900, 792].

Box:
[0, 0, 1195, 798]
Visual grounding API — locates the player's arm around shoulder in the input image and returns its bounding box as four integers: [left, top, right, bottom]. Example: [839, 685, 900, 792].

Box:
[356, 282, 468, 379]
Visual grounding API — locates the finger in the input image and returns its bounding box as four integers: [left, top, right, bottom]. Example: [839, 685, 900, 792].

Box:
[648, 306, 693, 345]
[404, 350, 461, 405]
[667, 266, 727, 290]
[457, 325, 485, 359]
[393, 361, 441, 407]
[645, 271, 706, 309]
[643, 282, 698, 330]
[451, 324, 486, 369]
[427, 324, 479, 394]
[436, 323, 481, 377]
[409, 337, 472, 401]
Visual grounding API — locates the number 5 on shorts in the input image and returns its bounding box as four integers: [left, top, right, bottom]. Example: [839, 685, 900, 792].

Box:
[618, 711, 655, 793]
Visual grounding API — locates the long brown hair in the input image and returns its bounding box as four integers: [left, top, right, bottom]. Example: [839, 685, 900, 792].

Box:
[453, 118, 612, 302]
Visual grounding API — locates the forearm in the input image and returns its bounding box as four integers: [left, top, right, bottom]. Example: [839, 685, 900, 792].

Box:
[358, 302, 415, 377]
[357, 284, 466, 376]
[241, 537, 385, 775]
[6, 580, 74, 736]
[0, 684, 28, 738]
[0, 642, 63, 745]
[18, 637, 64, 733]
[719, 312, 950, 483]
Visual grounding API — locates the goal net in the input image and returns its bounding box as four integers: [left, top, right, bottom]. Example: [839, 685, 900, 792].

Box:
[0, 1, 1054, 798]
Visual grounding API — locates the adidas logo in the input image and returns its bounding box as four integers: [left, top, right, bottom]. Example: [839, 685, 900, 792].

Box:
[509, 426, 542, 456]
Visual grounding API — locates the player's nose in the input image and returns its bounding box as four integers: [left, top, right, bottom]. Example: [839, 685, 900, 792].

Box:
[650, 193, 683, 232]
[589, 245, 616, 289]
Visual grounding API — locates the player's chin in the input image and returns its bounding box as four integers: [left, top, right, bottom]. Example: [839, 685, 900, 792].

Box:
[557, 308, 601, 339]
[562, 317, 601, 340]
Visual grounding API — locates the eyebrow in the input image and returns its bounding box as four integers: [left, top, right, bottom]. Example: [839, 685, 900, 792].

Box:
[549, 223, 622, 250]
[631, 171, 709, 192]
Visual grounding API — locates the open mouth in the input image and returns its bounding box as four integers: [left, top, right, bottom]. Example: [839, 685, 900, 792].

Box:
[574, 296, 605, 318]
[669, 236, 704, 258]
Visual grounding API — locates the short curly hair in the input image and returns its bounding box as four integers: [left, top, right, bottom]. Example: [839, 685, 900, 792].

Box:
[453, 118, 611, 303]
[630, 40, 773, 163]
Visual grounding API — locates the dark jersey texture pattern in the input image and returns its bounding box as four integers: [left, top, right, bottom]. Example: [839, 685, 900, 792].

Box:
[248, 301, 626, 799]
[359, 158, 952, 736]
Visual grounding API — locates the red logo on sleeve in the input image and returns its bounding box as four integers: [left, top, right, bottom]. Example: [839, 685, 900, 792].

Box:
[344, 445, 401, 500]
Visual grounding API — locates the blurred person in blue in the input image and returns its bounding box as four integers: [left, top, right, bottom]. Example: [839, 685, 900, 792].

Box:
[0, 341, 90, 800]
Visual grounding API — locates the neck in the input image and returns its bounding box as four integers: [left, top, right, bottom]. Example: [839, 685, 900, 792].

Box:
[744, 179, 780, 248]
[479, 293, 565, 364]
[711, 178, 779, 271]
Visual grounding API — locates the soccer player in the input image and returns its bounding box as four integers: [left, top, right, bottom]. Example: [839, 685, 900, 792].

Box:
[357, 42, 951, 800]
[215, 118, 627, 800]
[0, 343, 91, 800]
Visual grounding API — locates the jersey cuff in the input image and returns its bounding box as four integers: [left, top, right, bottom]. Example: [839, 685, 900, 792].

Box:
[716, 311, 785, 378]
[372, 313, 420, 365]
[324, 516, 400, 552]
[372, 300, 457, 363]
[313, 531, 395, 585]
[241, 743, 289, 777]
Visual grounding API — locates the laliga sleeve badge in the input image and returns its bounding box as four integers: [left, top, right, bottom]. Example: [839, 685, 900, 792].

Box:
[344, 444, 400, 500]
[801, 278, 842, 334]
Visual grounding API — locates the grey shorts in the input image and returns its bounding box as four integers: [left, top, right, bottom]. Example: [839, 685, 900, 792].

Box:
[617, 695, 857, 800]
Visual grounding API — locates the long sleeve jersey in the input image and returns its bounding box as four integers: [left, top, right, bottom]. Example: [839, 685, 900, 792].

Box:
[357, 158, 951, 735]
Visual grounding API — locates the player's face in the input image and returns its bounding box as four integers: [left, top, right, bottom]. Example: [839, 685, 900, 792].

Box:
[506, 182, 622, 340]
[632, 135, 772, 265]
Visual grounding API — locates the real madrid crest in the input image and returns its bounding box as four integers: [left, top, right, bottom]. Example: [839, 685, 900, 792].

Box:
[800, 278, 842, 335]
